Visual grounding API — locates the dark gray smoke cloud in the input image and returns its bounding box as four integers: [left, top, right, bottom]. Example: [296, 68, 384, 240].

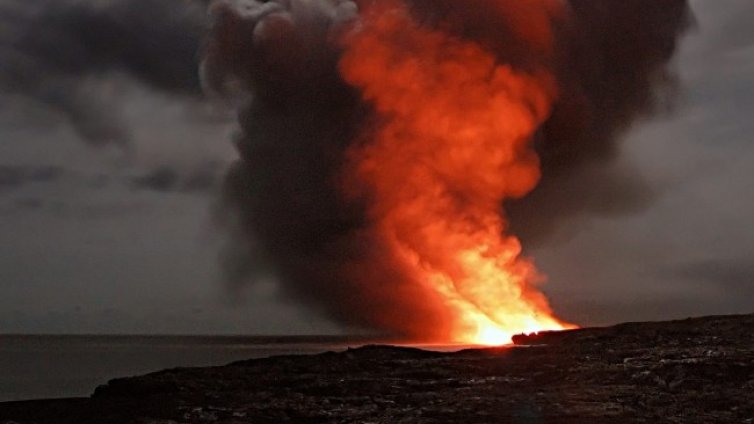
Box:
[0, 0, 208, 147]
[507, 0, 692, 245]
[203, 0, 405, 331]
[203, 0, 691, 336]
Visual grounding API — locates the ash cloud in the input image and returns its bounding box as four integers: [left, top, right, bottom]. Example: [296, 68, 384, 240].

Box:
[203, 0, 395, 330]
[507, 0, 692, 245]
[0, 0, 208, 147]
[204, 0, 692, 335]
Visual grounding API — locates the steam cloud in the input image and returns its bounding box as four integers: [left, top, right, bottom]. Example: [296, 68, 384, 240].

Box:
[204, 0, 691, 336]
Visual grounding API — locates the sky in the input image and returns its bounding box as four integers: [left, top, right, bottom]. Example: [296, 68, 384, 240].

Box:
[0, 0, 752, 335]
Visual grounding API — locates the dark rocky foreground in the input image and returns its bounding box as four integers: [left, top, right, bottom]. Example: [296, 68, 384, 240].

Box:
[1, 314, 753, 424]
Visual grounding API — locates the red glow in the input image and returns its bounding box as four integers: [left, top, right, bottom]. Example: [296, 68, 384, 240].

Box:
[340, 1, 575, 345]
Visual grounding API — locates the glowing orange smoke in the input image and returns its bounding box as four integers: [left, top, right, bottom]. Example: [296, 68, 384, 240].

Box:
[339, 1, 574, 345]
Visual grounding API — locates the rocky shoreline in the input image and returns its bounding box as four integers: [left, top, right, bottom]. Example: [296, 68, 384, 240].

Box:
[1, 313, 753, 423]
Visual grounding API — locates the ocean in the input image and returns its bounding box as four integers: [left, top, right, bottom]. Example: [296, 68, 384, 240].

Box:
[0, 335, 377, 402]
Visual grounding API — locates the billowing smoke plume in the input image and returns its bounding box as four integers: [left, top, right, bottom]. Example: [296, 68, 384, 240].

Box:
[204, 0, 691, 340]
[508, 0, 692, 245]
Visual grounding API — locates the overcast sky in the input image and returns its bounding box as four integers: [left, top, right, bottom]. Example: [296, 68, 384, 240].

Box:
[0, 0, 752, 335]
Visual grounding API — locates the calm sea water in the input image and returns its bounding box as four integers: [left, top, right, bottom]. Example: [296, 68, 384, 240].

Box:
[0, 335, 376, 402]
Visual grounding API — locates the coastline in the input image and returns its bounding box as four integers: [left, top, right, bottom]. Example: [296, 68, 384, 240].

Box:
[1, 313, 752, 423]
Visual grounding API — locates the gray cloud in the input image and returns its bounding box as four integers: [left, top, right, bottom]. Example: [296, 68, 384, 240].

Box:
[0, 165, 65, 191]
[128, 162, 223, 194]
[0, 0, 207, 147]
[676, 259, 754, 292]
[0, 0, 323, 336]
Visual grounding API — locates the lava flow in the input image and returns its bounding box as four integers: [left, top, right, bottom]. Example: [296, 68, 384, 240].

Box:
[339, 0, 574, 345]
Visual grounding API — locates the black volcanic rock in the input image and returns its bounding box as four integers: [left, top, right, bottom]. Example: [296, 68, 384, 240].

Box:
[1, 314, 753, 423]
